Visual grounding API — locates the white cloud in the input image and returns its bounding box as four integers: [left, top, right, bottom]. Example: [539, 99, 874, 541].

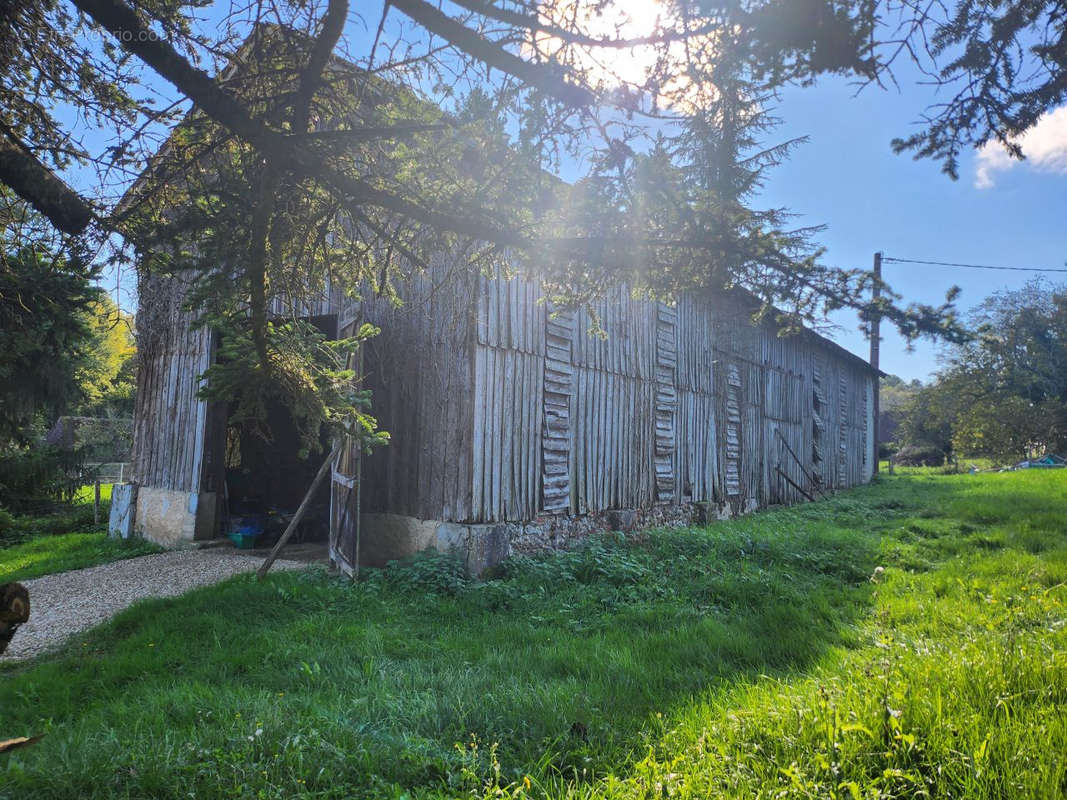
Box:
[974, 104, 1067, 188]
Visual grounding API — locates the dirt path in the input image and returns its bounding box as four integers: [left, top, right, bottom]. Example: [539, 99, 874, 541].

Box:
[2, 550, 309, 661]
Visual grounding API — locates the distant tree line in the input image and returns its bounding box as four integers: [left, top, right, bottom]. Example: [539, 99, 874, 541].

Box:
[883, 280, 1067, 466]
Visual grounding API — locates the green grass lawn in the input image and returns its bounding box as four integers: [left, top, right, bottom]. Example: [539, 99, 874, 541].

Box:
[0, 533, 161, 584]
[71, 482, 115, 506]
[1, 471, 1065, 799]
[1, 485, 159, 582]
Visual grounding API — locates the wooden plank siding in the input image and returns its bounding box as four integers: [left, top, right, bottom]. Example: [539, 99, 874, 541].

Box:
[356, 258, 480, 521]
[443, 280, 875, 523]
[134, 268, 876, 528]
[570, 290, 658, 515]
[132, 274, 216, 493]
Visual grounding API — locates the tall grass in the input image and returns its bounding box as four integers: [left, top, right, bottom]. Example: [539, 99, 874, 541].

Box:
[1, 470, 1064, 799]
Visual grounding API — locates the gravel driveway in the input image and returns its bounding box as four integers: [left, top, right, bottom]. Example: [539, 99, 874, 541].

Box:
[2, 550, 308, 661]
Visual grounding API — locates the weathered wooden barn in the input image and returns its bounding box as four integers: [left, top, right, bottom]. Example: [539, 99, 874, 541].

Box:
[122, 259, 876, 573]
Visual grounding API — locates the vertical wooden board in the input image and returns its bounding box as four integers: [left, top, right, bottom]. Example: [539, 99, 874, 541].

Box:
[479, 345, 491, 520]
[476, 273, 488, 345]
[616, 375, 626, 508]
[620, 376, 630, 507]
[490, 346, 501, 520]
[487, 272, 498, 348]
[454, 301, 474, 523]
[506, 276, 516, 351]
[615, 374, 625, 506]
[591, 368, 602, 510]
[471, 346, 486, 520]
[604, 371, 613, 509]
[514, 351, 526, 518]
[764, 419, 777, 504]
[500, 350, 515, 519]
[442, 294, 461, 521]
[591, 368, 601, 510]
[482, 345, 494, 521]
[532, 351, 542, 516]
[582, 366, 592, 513]
[573, 367, 585, 514]
[676, 390, 687, 501]
[528, 354, 539, 517]
[161, 352, 176, 488]
[519, 351, 532, 518]
[511, 350, 523, 519]
[584, 366, 594, 512]
[838, 370, 849, 488]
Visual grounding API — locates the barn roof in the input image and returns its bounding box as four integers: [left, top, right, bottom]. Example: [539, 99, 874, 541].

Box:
[121, 26, 879, 378]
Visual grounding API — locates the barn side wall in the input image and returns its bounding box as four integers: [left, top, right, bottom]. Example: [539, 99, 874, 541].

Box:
[358, 275, 876, 572]
[129, 267, 874, 561]
[128, 274, 220, 543]
[466, 282, 875, 525]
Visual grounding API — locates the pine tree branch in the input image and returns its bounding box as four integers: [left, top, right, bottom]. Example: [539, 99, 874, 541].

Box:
[449, 0, 721, 49]
[387, 0, 595, 106]
[72, 0, 530, 246]
[0, 131, 94, 235]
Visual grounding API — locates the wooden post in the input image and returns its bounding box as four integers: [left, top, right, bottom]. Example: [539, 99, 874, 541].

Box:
[776, 465, 816, 503]
[93, 479, 101, 525]
[774, 427, 826, 498]
[257, 443, 340, 579]
[870, 252, 882, 473]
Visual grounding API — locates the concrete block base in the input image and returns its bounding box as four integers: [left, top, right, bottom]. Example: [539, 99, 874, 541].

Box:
[135, 487, 218, 547]
[359, 514, 510, 576]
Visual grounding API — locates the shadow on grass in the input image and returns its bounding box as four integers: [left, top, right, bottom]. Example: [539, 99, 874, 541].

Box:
[1, 470, 1059, 799]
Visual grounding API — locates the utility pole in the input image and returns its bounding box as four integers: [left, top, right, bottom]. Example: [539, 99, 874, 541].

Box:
[870, 252, 882, 473]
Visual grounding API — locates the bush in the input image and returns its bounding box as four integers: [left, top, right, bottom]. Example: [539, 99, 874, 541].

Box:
[0, 507, 14, 541]
[382, 551, 471, 596]
[894, 443, 946, 467]
[0, 504, 104, 547]
[0, 443, 89, 512]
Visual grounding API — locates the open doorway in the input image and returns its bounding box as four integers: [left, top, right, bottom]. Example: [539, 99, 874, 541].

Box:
[219, 314, 337, 550]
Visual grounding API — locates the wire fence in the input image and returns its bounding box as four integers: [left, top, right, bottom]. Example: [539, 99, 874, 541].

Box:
[84, 462, 131, 483]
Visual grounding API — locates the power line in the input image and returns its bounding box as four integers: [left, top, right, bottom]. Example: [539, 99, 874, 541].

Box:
[883, 255, 1067, 274]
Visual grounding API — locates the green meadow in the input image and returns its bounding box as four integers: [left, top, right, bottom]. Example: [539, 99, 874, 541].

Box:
[1, 469, 1065, 799]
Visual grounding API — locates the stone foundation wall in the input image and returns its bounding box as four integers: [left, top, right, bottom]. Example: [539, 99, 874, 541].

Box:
[360, 501, 744, 576]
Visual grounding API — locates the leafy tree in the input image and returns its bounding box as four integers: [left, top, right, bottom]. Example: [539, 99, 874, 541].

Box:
[11, 0, 1060, 451]
[894, 381, 956, 462]
[878, 374, 920, 449]
[938, 281, 1067, 460]
[0, 245, 102, 443]
[895, 281, 1067, 463]
[74, 296, 137, 418]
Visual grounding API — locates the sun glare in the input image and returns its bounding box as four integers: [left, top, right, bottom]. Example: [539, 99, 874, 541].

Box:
[529, 0, 676, 90]
[527, 0, 718, 110]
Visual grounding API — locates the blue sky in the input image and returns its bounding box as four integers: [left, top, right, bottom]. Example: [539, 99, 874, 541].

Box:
[758, 74, 1067, 382]
[81, 1, 1065, 384]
